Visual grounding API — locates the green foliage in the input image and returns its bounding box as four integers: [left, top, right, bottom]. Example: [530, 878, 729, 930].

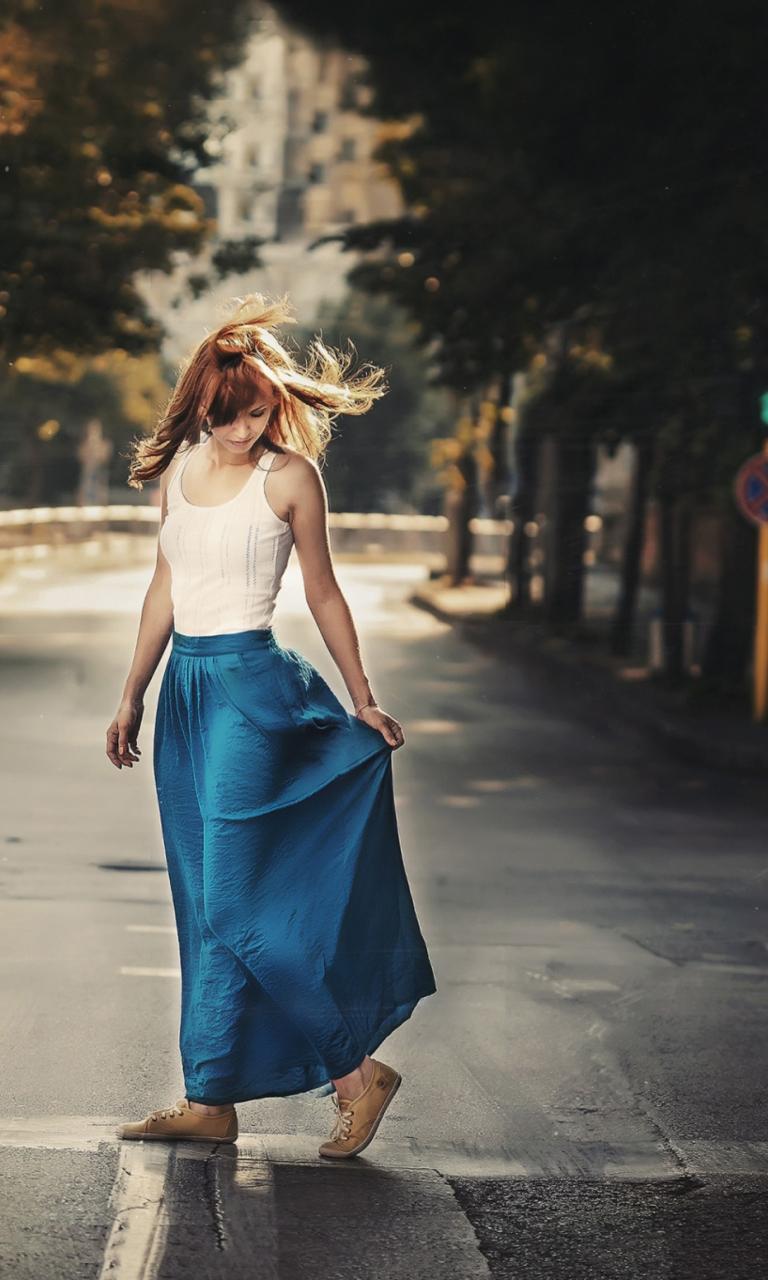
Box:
[278, 0, 768, 491]
[210, 237, 265, 281]
[0, 0, 255, 359]
[175, 237, 265, 308]
[276, 0, 768, 683]
[0, 350, 170, 502]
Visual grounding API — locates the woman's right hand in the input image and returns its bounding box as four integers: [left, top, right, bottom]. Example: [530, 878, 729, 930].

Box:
[106, 699, 144, 770]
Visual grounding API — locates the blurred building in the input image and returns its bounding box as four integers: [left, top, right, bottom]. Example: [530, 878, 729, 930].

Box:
[140, 3, 401, 362]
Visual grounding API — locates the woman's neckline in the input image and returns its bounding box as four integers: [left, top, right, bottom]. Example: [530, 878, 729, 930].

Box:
[179, 441, 273, 511]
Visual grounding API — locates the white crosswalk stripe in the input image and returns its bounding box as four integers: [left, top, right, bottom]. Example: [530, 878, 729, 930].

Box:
[97, 1143, 171, 1280]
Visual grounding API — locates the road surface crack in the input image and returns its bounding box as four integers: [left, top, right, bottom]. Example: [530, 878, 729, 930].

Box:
[204, 1146, 226, 1251]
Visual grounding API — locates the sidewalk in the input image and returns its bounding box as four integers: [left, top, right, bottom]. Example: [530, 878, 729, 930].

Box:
[410, 575, 768, 778]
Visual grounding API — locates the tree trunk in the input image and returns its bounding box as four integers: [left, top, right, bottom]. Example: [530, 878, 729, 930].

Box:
[701, 506, 756, 689]
[546, 434, 595, 627]
[611, 438, 653, 657]
[444, 448, 479, 585]
[505, 424, 539, 607]
[659, 495, 692, 685]
[487, 377, 512, 512]
[26, 430, 44, 508]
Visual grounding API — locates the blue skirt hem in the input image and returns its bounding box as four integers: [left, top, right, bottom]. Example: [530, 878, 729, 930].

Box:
[184, 989, 434, 1106]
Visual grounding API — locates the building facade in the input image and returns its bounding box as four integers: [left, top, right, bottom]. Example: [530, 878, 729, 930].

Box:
[141, 4, 401, 362]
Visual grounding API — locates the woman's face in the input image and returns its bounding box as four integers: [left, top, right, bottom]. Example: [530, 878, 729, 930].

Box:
[208, 387, 275, 456]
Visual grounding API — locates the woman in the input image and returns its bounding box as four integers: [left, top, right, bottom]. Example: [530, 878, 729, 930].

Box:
[106, 296, 437, 1159]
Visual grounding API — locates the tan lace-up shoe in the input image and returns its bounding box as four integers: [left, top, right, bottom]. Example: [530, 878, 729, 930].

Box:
[318, 1058, 402, 1159]
[116, 1097, 238, 1144]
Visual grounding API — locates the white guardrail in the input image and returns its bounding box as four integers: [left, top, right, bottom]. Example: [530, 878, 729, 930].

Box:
[0, 506, 514, 532]
[0, 505, 513, 566]
[0, 505, 162, 529]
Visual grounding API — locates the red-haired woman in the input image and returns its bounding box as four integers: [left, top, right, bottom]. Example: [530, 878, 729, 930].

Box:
[106, 297, 436, 1158]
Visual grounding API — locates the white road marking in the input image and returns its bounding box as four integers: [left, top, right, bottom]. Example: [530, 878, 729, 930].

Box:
[4, 1119, 768, 1179]
[3, 1116, 768, 1182]
[407, 718, 461, 734]
[97, 1142, 171, 1280]
[469, 779, 517, 792]
[125, 925, 177, 934]
[554, 979, 622, 996]
[120, 967, 181, 978]
[0, 1115, 117, 1150]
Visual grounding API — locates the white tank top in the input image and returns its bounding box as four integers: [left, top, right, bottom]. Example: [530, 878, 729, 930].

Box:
[160, 441, 295, 636]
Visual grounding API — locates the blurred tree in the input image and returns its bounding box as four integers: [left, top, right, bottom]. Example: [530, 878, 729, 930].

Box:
[279, 0, 768, 685]
[0, 350, 169, 504]
[0, 0, 259, 361]
[296, 292, 452, 513]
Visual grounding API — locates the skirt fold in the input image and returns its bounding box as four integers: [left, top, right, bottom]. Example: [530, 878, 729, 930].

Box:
[153, 627, 437, 1105]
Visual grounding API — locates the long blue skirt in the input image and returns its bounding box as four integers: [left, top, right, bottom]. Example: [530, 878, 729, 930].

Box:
[152, 627, 437, 1106]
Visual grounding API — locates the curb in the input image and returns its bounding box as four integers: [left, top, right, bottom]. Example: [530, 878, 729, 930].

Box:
[410, 589, 768, 779]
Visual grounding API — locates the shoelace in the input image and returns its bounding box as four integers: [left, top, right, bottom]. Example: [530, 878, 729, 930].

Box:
[150, 1105, 185, 1122]
[329, 1094, 354, 1142]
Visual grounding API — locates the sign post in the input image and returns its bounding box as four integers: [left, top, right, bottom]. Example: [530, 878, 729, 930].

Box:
[757, 520, 768, 723]
[734, 441, 768, 722]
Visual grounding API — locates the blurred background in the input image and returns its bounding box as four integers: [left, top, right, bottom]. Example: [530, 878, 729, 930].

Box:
[3, 5, 768, 1277]
[2, 0, 768, 703]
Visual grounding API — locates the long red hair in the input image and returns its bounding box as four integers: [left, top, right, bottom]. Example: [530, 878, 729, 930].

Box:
[127, 295, 386, 488]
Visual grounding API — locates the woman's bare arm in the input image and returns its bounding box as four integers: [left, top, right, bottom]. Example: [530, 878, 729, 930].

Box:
[106, 470, 175, 769]
[286, 455, 404, 749]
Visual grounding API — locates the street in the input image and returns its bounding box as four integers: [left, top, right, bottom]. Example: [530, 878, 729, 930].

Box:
[1, 552, 768, 1279]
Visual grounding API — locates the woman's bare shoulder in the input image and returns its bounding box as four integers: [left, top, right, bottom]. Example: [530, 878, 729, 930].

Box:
[271, 445, 320, 473]
[161, 442, 200, 491]
[268, 448, 326, 523]
[270, 447, 323, 488]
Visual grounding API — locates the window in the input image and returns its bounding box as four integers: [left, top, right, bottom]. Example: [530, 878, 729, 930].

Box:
[312, 110, 329, 134]
[338, 77, 358, 112]
[190, 183, 217, 219]
[340, 138, 356, 162]
[308, 163, 326, 185]
[250, 78, 261, 101]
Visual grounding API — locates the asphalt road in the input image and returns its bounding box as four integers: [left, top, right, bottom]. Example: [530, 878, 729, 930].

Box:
[1, 550, 767, 1279]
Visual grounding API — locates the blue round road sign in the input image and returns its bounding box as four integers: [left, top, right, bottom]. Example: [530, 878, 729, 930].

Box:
[735, 453, 768, 526]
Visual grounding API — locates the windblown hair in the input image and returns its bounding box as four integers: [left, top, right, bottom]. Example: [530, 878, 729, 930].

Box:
[127, 295, 386, 488]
